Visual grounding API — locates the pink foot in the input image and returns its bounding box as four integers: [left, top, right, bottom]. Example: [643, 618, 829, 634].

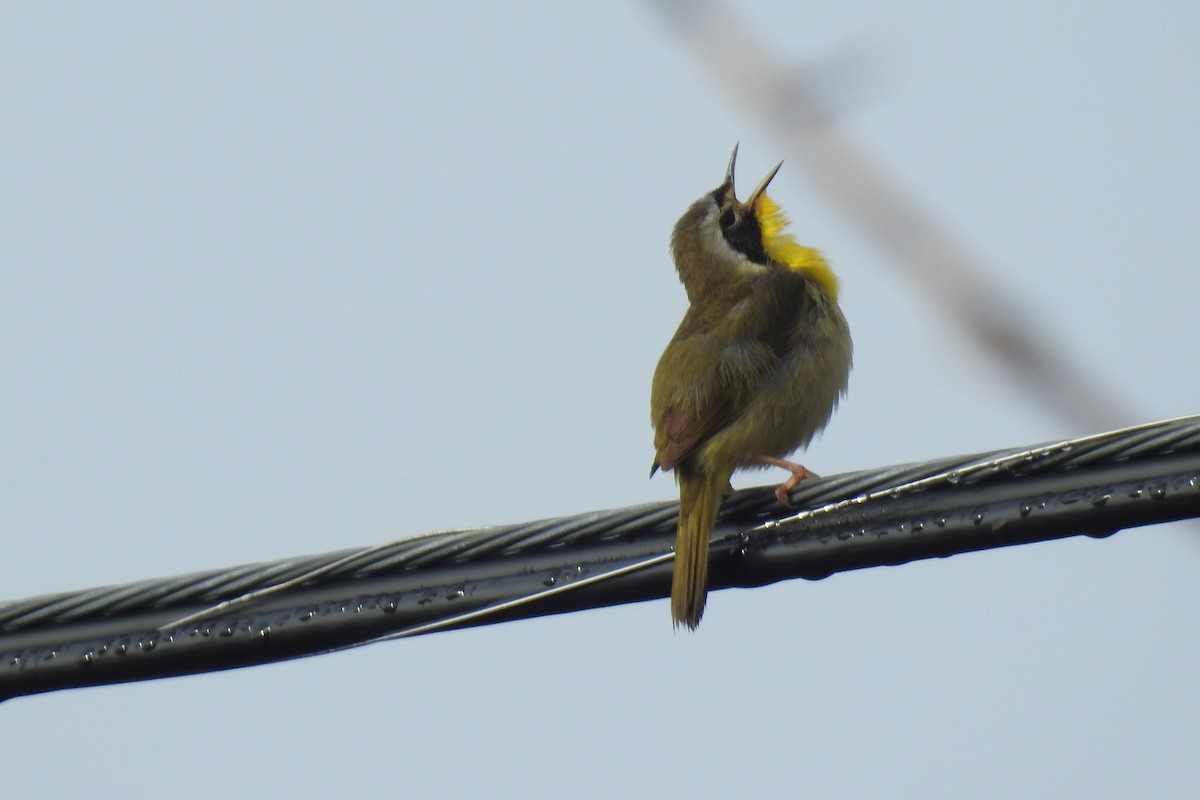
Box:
[754, 456, 819, 506]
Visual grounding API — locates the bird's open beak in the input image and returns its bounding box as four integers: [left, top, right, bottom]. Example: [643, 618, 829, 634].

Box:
[724, 142, 739, 192]
[744, 160, 783, 211]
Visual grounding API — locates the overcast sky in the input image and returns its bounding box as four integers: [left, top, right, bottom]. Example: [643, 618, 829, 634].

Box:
[4, 2, 1200, 797]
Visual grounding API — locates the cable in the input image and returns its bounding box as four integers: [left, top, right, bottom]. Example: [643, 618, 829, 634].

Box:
[647, 0, 1133, 429]
[2, 414, 1199, 701]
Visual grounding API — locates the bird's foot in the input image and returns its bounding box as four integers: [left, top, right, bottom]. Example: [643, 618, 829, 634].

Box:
[754, 456, 819, 507]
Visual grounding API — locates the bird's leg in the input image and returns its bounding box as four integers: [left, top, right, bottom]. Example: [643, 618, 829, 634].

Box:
[754, 456, 819, 506]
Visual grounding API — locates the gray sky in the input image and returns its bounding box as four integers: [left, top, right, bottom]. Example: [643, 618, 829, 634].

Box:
[4, 2, 1200, 797]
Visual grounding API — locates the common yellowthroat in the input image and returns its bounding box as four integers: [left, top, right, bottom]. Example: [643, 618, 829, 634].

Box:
[651, 145, 852, 629]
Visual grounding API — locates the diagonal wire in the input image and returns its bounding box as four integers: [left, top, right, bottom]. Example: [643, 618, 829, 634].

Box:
[647, 0, 1132, 430]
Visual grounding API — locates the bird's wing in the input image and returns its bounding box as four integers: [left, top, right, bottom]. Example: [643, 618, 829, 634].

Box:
[652, 274, 810, 473]
[654, 400, 736, 472]
[653, 336, 779, 472]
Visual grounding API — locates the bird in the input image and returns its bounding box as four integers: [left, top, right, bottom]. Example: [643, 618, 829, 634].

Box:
[650, 144, 852, 629]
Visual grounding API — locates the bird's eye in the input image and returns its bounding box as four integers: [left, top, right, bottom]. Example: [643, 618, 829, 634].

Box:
[719, 210, 736, 230]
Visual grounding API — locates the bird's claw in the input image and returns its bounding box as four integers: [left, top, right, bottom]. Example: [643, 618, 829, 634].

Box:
[755, 456, 819, 507]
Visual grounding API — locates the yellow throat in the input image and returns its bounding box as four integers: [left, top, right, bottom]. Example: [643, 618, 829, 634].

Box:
[754, 193, 839, 299]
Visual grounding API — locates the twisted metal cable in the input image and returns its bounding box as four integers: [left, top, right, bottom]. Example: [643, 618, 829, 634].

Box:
[4, 414, 1200, 633]
[2, 413, 1200, 701]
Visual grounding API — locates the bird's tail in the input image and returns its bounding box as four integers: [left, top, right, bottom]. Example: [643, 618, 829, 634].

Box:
[671, 466, 731, 630]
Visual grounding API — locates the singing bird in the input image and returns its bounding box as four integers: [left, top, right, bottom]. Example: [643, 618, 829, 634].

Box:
[651, 145, 852, 629]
